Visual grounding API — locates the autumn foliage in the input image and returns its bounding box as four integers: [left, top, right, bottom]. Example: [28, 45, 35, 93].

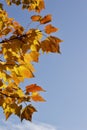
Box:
[0, 0, 62, 121]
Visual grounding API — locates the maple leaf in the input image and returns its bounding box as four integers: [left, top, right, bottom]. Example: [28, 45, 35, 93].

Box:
[41, 36, 62, 53]
[45, 24, 58, 34]
[21, 104, 37, 121]
[26, 84, 45, 93]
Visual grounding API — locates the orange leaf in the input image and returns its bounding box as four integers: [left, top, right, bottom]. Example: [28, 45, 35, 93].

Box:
[45, 24, 58, 34]
[26, 84, 45, 93]
[40, 14, 52, 24]
[24, 51, 39, 63]
[31, 15, 42, 22]
[31, 92, 46, 102]
[41, 36, 62, 53]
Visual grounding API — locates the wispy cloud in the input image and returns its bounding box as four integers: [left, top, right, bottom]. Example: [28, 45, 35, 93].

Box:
[0, 120, 57, 130]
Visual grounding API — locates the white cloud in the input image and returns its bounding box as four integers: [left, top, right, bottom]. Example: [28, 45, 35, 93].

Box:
[0, 120, 57, 130]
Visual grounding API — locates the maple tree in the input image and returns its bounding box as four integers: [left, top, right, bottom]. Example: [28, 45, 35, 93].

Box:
[0, 0, 62, 121]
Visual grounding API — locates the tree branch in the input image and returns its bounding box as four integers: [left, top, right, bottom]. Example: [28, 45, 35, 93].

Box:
[0, 34, 27, 44]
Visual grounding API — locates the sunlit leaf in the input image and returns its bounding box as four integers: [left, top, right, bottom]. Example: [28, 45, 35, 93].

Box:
[31, 92, 46, 102]
[24, 51, 39, 63]
[18, 65, 34, 78]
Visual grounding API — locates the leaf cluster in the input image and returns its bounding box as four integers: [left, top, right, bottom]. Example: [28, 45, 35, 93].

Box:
[0, 0, 62, 121]
[5, 0, 45, 12]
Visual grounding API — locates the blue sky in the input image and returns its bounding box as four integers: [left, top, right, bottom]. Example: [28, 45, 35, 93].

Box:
[0, 0, 87, 130]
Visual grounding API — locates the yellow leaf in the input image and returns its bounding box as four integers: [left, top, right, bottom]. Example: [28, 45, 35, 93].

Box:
[18, 65, 34, 78]
[30, 44, 38, 51]
[24, 51, 39, 63]
[11, 72, 24, 85]
[6, 0, 11, 6]
[35, 29, 43, 40]
[28, 0, 45, 13]
[16, 89, 24, 98]
[0, 21, 4, 30]
[4, 103, 22, 120]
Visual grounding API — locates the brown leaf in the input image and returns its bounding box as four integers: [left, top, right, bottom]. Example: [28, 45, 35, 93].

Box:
[49, 36, 63, 53]
[45, 24, 58, 34]
[41, 36, 62, 53]
[10, 103, 22, 117]
[50, 36, 63, 43]
[21, 104, 37, 121]
[26, 84, 45, 93]
[40, 14, 52, 24]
